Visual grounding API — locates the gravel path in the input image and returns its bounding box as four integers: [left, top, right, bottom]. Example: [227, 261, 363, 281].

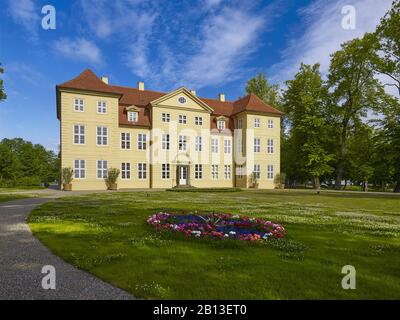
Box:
[0, 197, 134, 300]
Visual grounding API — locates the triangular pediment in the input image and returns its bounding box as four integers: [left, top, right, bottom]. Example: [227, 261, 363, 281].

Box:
[150, 87, 213, 113]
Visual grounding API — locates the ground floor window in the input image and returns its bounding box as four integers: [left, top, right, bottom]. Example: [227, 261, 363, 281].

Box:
[121, 162, 131, 179]
[97, 160, 108, 179]
[267, 164, 274, 180]
[195, 164, 203, 179]
[236, 165, 244, 179]
[138, 163, 147, 179]
[224, 165, 231, 180]
[162, 163, 170, 179]
[74, 159, 85, 179]
[254, 164, 260, 179]
[211, 164, 218, 180]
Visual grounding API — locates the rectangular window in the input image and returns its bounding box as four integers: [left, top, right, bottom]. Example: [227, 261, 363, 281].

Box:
[96, 126, 108, 145]
[254, 138, 261, 153]
[254, 164, 260, 179]
[138, 133, 147, 150]
[268, 119, 274, 129]
[237, 119, 243, 129]
[97, 100, 107, 113]
[74, 98, 84, 112]
[162, 113, 170, 122]
[195, 116, 203, 125]
[162, 134, 170, 150]
[73, 125, 85, 144]
[267, 139, 274, 154]
[224, 139, 231, 154]
[224, 165, 231, 180]
[217, 120, 225, 130]
[97, 160, 108, 179]
[267, 164, 274, 180]
[162, 164, 170, 179]
[254, 118, 260, 128]
[211, 165, 219, 180]
[138, 163, 147, 179]
[195, 136, 202, 152]
[179, 135, 187, 151]
[121, 162, 131, 179]
[195, 164, 203, 179]
[178, 115, 187, 124]
[127, 111, 138, 122]
[121, 133, 131, 149]
[211, 138, 218, 153]
[237, 137, 243, 154]
[237, 165, 244, 179]
[74, 159, 85, 179]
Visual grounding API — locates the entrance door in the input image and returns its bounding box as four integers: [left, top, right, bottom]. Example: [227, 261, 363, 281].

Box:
[179, 166, 188, 185]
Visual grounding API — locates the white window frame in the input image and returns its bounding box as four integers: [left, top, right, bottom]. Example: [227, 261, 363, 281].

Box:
[161, 113, 170, 122]
[162, 134, 170, 150]
[96, 126, 108, 146]
[224, 165, 231, 180]
[74, 159, 86, 179]
[254, 138, 261, 153]
[211, 138, 219, 153]
[217, 120, 225, 130]
[224, 139, 231, 154]
[74, 98, 84, 112]
[179, 135, 187, 151]
[237, 119, 243, 129]
[267, 139, 274, 154]
[254, 118, 260, 128]
[138, 133, 147, 150]
[162, 163, 170, 179]
[254, 164, 261, 179]
[97, 100, 107, 114]
[268, 119, 274, 129]
[267, 164, 274, 180]
[237, 165, 244, 179]
[178, 114, 187, 124]
[73, 124, 85, 145]
[138, 163, 147, 180]
[195, 136, 202, 152]
[211, 164, 219, 180]
[195, 164, 203, 180]
[97, 160, 108, 179]
[121, 132, 131, 150]
[121, 162, 131, 180]
[127, 111, 138, 123]
[195, 116, 203, 126]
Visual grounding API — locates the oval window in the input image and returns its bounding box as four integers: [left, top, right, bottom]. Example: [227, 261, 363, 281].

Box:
[178, 96, 187, 104]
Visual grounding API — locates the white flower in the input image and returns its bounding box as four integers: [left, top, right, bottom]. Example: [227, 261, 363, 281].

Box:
[229, 231, 236, 235]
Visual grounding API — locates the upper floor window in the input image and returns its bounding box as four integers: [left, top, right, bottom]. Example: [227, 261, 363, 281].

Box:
[96, 126, 108, 146]
[162, 134, 170, 150]
[138, 133, 147, 150]
[138, 163, 147, 179]
[236, 119, 243, 129]
[267, 164, 274, 180]
[195, 164, 203, 179]
[162, 113, 170, 122]
[74, 98, 84, 112]
[268, 119, 274, 129]
[254, 164, 260, 179]
[195, 116, 203, 125]
[195, 136, 202, 152]
[121, 162, 131, 179]
[254, 118, 260, 128]
[179, 135, 187, 151]
[121, 132, 131, 149]
[74, 159, 85, 179]
[179, 115, 187, 124]
[97, 101, 107, 114]
[224, 139, 231, 154]
[73, 125, 85, 144]
[97, 160, 108, 179]
[211, 138, 219, 153]
[217, 120, 226, 130]
[267, 139, 274, 154]
[224, 165, 231, 180]
[128, 111, 138, 122]
[211, 165, 219, 180]
[254, 138, 261, 153]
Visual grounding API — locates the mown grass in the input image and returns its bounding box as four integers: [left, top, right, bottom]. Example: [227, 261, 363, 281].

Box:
[0, 194, 34, 203]
[28, 190, 400, 299]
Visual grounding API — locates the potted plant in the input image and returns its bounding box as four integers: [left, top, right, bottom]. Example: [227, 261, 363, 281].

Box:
[61, 167, 73, 191]
[105, 168, 120, 190]
[274, 172, 286, 189]
[249, 172, 259, 189]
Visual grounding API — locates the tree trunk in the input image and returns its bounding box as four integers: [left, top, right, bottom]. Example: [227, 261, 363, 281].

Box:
[335, 118, 349, 190]
[314, 176, 320, 191]
[394, 173, 400, 193]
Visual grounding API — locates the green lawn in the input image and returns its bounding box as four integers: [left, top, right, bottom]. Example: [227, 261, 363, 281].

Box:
[28, 190, 400, 299]
[0, 194, 33, 203]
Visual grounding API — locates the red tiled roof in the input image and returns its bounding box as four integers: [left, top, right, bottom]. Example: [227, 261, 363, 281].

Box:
[233, 93, 283, 115]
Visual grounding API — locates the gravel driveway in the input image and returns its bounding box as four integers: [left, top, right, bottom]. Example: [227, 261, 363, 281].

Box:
[0, 197, 134, 300]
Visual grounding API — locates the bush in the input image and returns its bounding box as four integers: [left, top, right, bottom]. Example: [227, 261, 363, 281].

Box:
[0, 176, 42, 188]
[62, 167, 73, 184]
[105, 168, 120, 186]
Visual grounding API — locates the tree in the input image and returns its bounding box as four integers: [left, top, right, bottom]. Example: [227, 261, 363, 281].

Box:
[0, 63, 6, 102]
[327, 35, 391, 189]
[245, 73, 281, 109]
[283, 63, 334, 189]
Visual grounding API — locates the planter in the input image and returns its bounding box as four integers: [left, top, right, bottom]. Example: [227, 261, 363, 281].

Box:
[253, 182, 259, 189]
[108, 183, 118, 191]
[63, 183, 72, 191]
[280, 184, 285, 189]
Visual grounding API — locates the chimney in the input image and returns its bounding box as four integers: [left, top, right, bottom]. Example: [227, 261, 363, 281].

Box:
[190, 89, 196, 96]
[138, 81, 145, 91]
[101, 76, 109, 84]
[218, 93, 225, 102]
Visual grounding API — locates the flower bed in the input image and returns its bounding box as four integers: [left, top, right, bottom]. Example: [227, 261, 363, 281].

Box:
[147, 212, 286, 241]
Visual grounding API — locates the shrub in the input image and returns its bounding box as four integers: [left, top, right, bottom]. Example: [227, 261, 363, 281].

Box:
[105, 168, 120, 186]
[61, 167, 73, 184]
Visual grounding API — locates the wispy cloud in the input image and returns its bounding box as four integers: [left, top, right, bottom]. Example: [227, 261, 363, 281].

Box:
[269, 0, 393, 84]
[5, 62, 46, 86]
[7, 0, 40, 39]
[54, 38, 102, 64]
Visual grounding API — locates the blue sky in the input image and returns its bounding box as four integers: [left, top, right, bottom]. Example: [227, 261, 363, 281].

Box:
[0, 0, 394, 151]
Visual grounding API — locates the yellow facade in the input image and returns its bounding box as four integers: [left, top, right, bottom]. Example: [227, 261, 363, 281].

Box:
[58, 87, 281, 190]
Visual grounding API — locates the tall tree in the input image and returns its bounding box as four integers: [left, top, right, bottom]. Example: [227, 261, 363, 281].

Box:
[283, 63, 334, 189]
[245, 73, 281, 108]
[327, 35, 390, 189]
[0, 63, 6, 102]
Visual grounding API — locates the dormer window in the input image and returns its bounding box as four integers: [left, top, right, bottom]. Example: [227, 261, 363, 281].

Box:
[128, 111, 138, 122]
[217, 120, 226, 130]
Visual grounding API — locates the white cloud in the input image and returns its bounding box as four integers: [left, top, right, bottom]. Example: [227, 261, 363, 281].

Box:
[7, 0, 40, 38]
[5, 62, 45, 85]
[269, 0, 393, 84]
[54, 38, 102, 64]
